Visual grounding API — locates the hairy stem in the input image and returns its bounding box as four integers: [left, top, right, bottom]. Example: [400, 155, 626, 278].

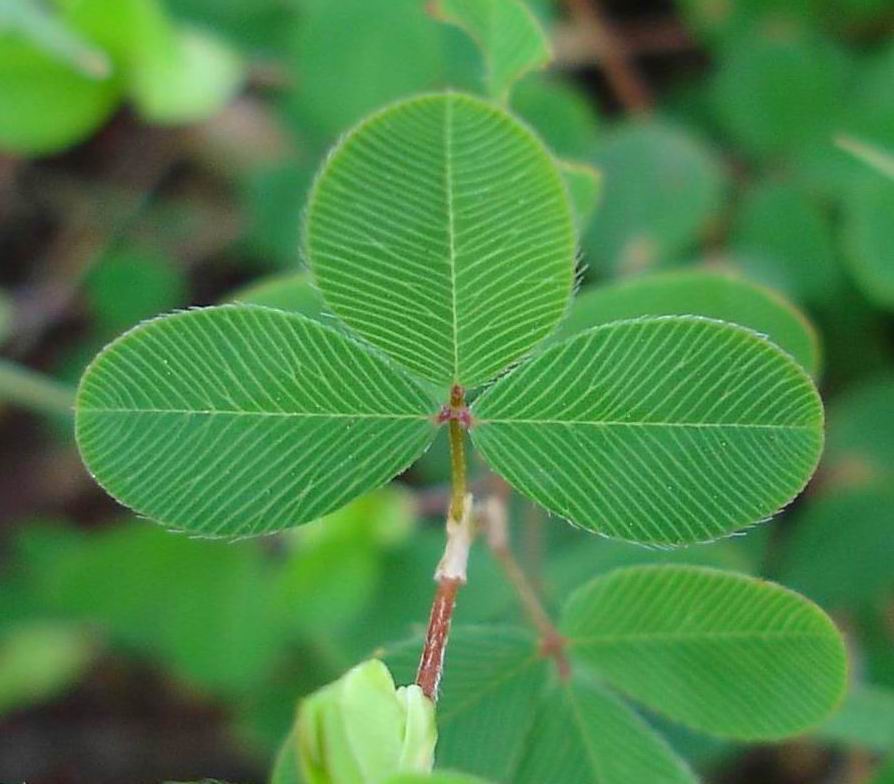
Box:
[417, 385, 473, 700]
[483, 492, 571, 680]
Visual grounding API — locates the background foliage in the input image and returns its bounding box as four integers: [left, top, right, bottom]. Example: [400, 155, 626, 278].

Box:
[1, 0, 893, 783]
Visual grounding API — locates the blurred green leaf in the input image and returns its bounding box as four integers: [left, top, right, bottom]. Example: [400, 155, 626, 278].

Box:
[385, 775, 493, 784]
[556, 269, 820, 375]
[386, 628, 548, 780]
[837, 135, 894, 180]
[75, 306, 439, 537]
[843, 171, 894, 309]
[0, 358, 75, 416]
[511, 74, 600, 158]
[780, 487, 894, 607]
[270, 729, 304, 784]
[285, 0, 445, 141]
[562, 566, 848, 740]
[0, 0, 111, 77]
[0, 34, 119, 155]
[0, 623, 93, 715]
[432, 0, 550, 103]
[85, 247, 187, 334]
[471, 316, 824, 546]
[816, 685, 894, 751]
[230, 272, 327, 322]
[306, 93, 575, 388]
[730, 180, 843, 308]
[582, 120, 726, 276]
[558, 160, 602, 232]
[711, 33, 848, 158]
[513, 674, 697, 783]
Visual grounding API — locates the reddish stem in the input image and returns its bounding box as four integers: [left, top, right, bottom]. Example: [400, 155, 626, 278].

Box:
[416, 576, 462, 700]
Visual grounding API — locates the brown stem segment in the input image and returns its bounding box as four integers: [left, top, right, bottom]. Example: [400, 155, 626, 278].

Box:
[416, 576, 462, 700]
[484, 493, 571, 680]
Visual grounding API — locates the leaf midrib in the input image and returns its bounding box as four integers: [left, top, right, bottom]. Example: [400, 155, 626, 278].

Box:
[444, 93, 460, 382]
[475, 418, 818, 430]
[78, 407, 431, 420]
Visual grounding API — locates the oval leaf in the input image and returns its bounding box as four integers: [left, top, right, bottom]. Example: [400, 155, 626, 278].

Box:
[514, 675, 697, 784]
[306, 92, 576, 389]
[555, 270, 820, 375]
[561, 565, 847, 740]
[75, 305, 438, 537]
[432, 0, 551, 103]
[470, 316, 824, 546]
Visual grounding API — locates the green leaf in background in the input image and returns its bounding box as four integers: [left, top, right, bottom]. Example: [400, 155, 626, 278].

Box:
[511, 74, 600, 159]
[386, 628, 548, 781]
[230, 272, 327, 323]
[780, 486, 894, 608]
[75, 306, 439, 537]
[130, 25, 243, 124]
[837, 135, 894, 180]
[85, 247, 187, 334]
[431, 0, 551, 103]
[0, 359, 75, 416]
[711, 33, 847, 159]
[562, 566, 847, 739]
[471, 316, 824, 546]
[823, 374, 894, 487]
[1, 0, 111, 77]
[816, 685, 894, 752]
[0, 623, 93, 716]
[306, 93, 575, 389]
[0, 35, 119, 155]
[385, 774, 493, 784]
[730, 180, 843, 308]
[270, 729, 303, 784]
[558, 160, 602, 232]
[582, 120, 725, 276]
[843, 172, 894, 309]
[285, 0, 446, 141]
[513, 675, 697, 784]
[555, 269, 820, 375]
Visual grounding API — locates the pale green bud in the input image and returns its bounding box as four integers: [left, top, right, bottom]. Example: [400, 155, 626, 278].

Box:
[297, 659, 437, 784]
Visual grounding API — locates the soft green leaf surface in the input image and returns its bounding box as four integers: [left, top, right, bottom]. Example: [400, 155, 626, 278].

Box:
[781, 486, 894, 607]
[386, 627, 548, 780]
[556, 270, 820, 375]
[0, 359, 75, 416]
[471, 316, 824, 546]
[559, 160, 602, 231]
[306, 93, 575, 388]
[562, 566, 848, 740]
[75, 305, 439, 537]
[270, 729, 303, 784]
[730, 180, 843, 308]
[385, 775, 492, 784]
[837, 135, 894, 180]
[514, 675, 697, 784]
[432, 0, 551, 102]
[844, 172, 894, 309]
[816, 685, 894, 752]
[0, 35, 119, 155]
[0, 623, 93, 715]
[582, 120, 726, 275]
[230, 273, 327, 322]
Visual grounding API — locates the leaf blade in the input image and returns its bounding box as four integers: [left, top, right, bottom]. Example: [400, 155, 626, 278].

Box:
[470, 315, 824, 546]
[306, 92, 576, 388]
[561, 565, 847, 740]
[75, 305, 439, 537]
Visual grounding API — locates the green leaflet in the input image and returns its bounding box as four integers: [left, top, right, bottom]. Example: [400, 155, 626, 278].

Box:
[562, 566, 847, 740]
[385, 628, 548, 781]
[514, 675, 697, 784]
[555, 270, 820, 375]
[471, 316, 824, 546]
[432, 0, 551, 103]
[75, 305, 439, 537]
[385, 775, 493, 784]
[816, 684, 894, 752]
[837, 135, 894, 180]
[844, 171, 894, 310]
[558, 160, 602, 231]
[306, 93, 576, 389]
